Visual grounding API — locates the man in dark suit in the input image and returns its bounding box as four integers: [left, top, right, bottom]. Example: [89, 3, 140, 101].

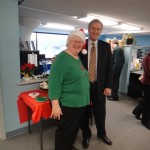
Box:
[107, 39, 125, 101]
[79, 19, 113, 149]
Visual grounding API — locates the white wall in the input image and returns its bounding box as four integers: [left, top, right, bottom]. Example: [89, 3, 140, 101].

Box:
[0, 0, 39, 138]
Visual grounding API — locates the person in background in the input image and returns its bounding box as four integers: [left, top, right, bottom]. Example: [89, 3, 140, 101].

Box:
[106, 38, 111, 44]
[140, 51, 150, 129]
[132, 96, 144, 120]
[107, 39, 125, 101]
[132, 74, 144, 120]
[79, 19, 113, 149]
[48, 30, 90, 150]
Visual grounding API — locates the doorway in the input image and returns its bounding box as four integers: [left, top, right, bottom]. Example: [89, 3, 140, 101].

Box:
[0, 81, 6, 140]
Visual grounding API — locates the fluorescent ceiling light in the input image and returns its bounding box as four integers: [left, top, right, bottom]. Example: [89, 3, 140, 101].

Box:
[77, 14, 118, 26]
[112, 23, 142, 30]
[43, 23, 75, 30]
[77, 14, 142, 31]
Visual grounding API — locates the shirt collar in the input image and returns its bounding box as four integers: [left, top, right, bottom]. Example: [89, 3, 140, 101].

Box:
[88, 39, 98, 45]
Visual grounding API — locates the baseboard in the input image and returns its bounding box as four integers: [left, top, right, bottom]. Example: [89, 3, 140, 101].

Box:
[6, 124, 38, 139]
[119, 92, 128, 96]
[6, 119, 56, 139]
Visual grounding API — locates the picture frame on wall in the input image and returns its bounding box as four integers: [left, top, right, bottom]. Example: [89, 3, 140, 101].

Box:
[19, 37, 26, 50]
[25, 41, 31, 50]
[31, 41, 36, 50]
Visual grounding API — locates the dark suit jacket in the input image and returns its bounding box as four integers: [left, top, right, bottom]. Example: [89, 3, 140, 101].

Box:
[79, 39, 113, 98]
[112, 46, 125, 71]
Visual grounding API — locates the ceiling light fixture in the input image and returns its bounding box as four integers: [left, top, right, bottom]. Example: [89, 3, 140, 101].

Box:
[112, 23, 142, 31]
[77, 14, 142, 31]
[43, 23, 75, 30]
[77, 14, 118, 26]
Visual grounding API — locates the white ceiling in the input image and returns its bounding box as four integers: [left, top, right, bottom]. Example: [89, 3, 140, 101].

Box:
[18, 0, 150, 35]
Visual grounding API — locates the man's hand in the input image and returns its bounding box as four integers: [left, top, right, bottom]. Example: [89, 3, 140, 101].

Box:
[103, 88, 112, 96]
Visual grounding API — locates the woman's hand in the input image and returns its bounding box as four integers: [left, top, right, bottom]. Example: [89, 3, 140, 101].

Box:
[50, 100, 63, 120]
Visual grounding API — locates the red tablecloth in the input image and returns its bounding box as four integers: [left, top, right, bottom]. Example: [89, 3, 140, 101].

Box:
[17, 89, 52, 124]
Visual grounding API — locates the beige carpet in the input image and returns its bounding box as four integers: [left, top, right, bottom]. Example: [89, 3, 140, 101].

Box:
[0, 94, 150, 150]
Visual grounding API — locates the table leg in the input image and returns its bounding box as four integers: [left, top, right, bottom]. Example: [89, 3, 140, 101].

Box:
[27, 107, 43, 150]
[40, 118, 43, 150]
[27, 106, 31, 134]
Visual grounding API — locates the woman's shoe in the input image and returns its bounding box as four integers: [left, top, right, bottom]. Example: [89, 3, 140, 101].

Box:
[141, 121, 150, 130]
[132, 111, 141, 120]
[135, 115, 141, 120]
[72, 146, 78, 150]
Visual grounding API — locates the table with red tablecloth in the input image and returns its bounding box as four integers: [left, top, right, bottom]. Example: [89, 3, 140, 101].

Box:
[17, 89, 52, 150]
[17, 89, 52, 123]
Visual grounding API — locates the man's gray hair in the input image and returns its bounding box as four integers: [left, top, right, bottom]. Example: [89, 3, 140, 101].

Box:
[88, 19, 103, 30]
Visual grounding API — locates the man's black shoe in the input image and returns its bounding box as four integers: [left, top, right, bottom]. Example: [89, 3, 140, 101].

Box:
[107, 95, 112, 98]
[107, 96, 119, 101]
[82, 138, 90, 149]
[98, 135, 112, 145]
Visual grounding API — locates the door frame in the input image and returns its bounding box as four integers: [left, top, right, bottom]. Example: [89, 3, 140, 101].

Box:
[0, 81, 6, 140]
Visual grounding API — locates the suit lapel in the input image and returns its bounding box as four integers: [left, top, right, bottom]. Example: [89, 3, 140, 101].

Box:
[97, 40, 102, 68]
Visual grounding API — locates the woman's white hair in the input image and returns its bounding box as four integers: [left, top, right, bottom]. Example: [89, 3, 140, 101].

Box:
[66, 30, 85, 46]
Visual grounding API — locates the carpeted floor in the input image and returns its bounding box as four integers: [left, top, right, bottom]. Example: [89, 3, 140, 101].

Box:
[0, 94, 150, 150]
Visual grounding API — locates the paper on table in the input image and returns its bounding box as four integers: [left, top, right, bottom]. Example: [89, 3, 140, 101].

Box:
[28, 53, 37, 66]
[29, 92, 39, 98]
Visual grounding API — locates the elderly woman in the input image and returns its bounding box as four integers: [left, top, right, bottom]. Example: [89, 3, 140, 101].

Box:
[48, 30, 90, 150]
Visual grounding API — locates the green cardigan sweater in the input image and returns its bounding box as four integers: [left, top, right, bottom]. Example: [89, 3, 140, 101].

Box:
[48, 51, 90, 107]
